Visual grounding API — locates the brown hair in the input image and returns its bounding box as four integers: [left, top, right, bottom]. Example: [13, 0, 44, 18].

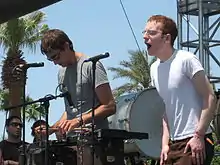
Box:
[147, 15, 178, 46]
[40, 29, 73, 55]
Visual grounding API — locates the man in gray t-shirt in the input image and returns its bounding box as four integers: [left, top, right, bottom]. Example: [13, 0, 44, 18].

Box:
[39, 29, 116, 136]
[58, 56, 110, 130]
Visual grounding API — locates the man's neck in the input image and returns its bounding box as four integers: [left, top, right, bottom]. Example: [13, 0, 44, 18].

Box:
[157, 47, 175, 62]
[69, 51, 84, 64]
[75, 52, 84, 61]
[7, 136, 21, 143]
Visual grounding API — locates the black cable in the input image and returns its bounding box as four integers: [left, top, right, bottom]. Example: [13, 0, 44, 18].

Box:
[119, 0, 142, 53]
[186, 0, 190, 52]
[55, 84, 64, 97]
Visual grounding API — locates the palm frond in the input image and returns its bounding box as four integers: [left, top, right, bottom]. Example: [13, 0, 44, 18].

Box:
[20, 12, 49, 53]
[113, 82, 143, 99]
[0, 88, 9, 110]
[0, 24, 10, 52]
[119, 60, 132, 68]
[0, 11, 48, 55]
[108, 67, 136, 80]
[109, 49, 156, 98]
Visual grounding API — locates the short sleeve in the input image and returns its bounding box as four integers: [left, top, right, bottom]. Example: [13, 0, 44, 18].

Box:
[183, 55, 204, 79]
[88, 61, 109, 88]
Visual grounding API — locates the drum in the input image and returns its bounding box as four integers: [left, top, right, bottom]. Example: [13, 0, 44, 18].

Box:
[108, 88, 165, 159]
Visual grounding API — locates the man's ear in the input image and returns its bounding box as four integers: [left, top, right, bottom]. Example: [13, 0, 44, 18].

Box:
[163, 34, 171, 44]
[64, 42, 70, 50]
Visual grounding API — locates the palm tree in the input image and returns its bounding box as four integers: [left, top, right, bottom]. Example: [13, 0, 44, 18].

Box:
[0, 88, 45, 121]
[0, 11, 49, 117]
[108, 50, 156, 98]
[24, 96, 46, 122]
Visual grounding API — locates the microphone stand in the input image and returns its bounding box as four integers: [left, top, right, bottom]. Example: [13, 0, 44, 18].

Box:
[87, 56, 109, 165]
[12, 64, 44, 165]
[91, 60, 97, 165]
[20, 68, 27, 165]
[42, 99, 50, 165]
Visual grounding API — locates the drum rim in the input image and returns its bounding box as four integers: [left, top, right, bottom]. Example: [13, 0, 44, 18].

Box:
[127, 87, 161, 158]
[128, 87, 156, 131]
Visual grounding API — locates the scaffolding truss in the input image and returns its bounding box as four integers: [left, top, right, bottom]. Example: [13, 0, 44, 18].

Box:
[177, 0, 220, 84]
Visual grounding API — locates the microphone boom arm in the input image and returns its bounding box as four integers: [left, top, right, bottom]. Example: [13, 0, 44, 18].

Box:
[4, 93, 65, 111]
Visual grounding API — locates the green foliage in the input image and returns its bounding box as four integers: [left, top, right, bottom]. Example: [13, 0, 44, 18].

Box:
[211, 133, 220, 165]
[0, 88, 45, 121]
[0, 11, 49, 117]
[0, 11, 48, 54]
[108, 50, 156, 98]
[212, 144, 220, 165]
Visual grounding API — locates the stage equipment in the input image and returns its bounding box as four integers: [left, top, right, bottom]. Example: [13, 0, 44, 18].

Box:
[25, 139, 77, 165]
[80, 128, 148, 165]
[108, 88, 165, 159]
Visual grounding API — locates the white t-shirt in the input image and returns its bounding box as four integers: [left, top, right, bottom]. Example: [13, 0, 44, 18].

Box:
[150, 49, 212, 140]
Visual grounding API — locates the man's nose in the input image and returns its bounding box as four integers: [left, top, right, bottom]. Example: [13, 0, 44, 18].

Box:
[143, 32, 150, 40]
[16, 125, 22, 128]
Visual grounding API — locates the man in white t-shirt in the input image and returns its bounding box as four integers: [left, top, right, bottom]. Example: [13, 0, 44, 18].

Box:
[143, 15, 216, 165]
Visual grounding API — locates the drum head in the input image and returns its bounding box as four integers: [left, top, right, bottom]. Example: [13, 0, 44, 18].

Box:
[108, 88, 165, 159]
[129, 88, 165, 159]
[108, 93, 137, 130]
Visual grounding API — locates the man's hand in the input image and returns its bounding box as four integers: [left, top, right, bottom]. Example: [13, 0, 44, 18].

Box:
[184, 136, 206, 165]
[160, 145, 169, 165]
[58, 118, 80, 132]
[4, 160, 19, 165]
[55, 128, 66, 141]
[34, 125, 54, 136]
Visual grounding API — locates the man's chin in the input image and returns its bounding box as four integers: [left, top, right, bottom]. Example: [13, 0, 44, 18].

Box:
[13, 134, 21, 139]
[147, 49, 158, 57]
[146, 50, 154, 56]
[59, 63, 72, 67]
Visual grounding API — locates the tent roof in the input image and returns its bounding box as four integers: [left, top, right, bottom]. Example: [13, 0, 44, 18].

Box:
[0, 0, 61, 24]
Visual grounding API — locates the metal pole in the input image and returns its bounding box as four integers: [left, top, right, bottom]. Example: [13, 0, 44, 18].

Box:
[198, 0, 204, 67]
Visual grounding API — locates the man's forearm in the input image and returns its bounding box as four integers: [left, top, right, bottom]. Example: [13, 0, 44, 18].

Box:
[4, 160, 19, 165]
[162, 117, 170, 147]
[196, 94, 216, 135]
[82, 101, 116, 124]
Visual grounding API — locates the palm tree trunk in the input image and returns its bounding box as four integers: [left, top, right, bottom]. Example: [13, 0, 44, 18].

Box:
[8, 84, 22, 118]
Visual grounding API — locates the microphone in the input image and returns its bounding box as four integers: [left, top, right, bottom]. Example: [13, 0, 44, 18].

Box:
[18, 62, 44, 69]
[62, 87, 75, 109]
[84, 52, 110, 62]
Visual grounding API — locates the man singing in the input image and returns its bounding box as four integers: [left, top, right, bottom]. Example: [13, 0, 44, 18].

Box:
[143, 15, 216, 165]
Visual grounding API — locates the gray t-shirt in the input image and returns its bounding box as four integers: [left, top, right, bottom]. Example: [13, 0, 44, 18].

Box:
[58, 55, 109, 129]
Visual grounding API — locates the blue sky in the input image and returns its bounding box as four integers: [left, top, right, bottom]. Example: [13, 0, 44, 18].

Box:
[0, 0, 218, 142]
